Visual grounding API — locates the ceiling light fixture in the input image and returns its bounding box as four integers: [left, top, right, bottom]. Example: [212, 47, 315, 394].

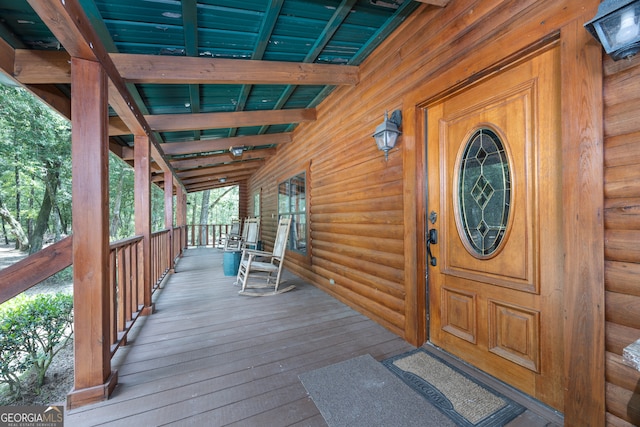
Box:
[230, 146, 244, 157]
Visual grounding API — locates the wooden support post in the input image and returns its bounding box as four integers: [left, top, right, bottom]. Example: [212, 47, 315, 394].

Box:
[561, 16, 605, 426]
[176, 183, 187, 254]
[66, 58, 117, 409]
[134, 135, 154, 316]
[402, 104, 426, 347]
[238, 181, 248, 219]
[164, 173, 174, 273]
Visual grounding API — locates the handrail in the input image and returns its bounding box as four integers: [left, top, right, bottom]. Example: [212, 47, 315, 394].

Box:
[109, 227, 185, 354]
[108, 235, 144, 355]
[0, 236, 73, 304]
[151, 229, 171, 291]
[110, 234, 144, 250]
[0, 226, 190, 360]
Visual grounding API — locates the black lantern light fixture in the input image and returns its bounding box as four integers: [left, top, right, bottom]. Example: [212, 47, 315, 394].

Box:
[229, 146, 244, 157]
[585, 0, 640, 61]
[372, 110, 402, 161]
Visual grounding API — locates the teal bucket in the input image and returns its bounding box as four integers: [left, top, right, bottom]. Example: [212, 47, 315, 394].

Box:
[223, 251, 241, 276]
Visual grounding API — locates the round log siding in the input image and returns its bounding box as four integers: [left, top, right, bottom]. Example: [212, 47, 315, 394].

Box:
[604, 53, 640, 425]
[246, 0, 615, 423]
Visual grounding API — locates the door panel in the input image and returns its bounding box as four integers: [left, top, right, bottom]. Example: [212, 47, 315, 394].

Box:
[443, 84, 535, 292]
[427, 45, 563, 410]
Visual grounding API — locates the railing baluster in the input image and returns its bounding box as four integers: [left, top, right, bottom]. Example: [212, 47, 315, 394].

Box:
[0, 224, 208, 360]
[136, 239, 144, 310]
[116, 245, 126, 334]
[125, 244, 133, 323]
[108, 235, 143, 356]
[109, 249, 117, 348]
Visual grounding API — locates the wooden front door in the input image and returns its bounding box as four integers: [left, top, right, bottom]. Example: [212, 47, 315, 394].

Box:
[426, 45, 563, 410]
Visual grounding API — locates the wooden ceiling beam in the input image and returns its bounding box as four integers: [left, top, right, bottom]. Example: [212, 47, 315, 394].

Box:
[111, 54, 359, 86]
[161, 133, 292, 156]
[181, 171, 254, 186]
[13, 50, 70, 84]
[185, 178, 247, 192]
[170, 148, 275, 170]
[156, 170, 252, 191]
[26, 0, 183, 192]
[109, 116, 131, 136]
[28, 85, 71, 120]
[175, 161, 264, 180]
[0, 37, 15, 81]
[413, 0, 450, 6]
[12, 50, 359, 86]
[178, 159, 264, 179]
[0, 41, 72, 120]
[146, 109, 316, 133]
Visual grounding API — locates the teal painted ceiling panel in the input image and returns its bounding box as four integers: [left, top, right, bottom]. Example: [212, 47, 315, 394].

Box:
[0, 0, 423, 190]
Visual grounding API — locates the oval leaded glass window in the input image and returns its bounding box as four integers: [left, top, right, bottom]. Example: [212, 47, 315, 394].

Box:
[457, 128, 511, 257]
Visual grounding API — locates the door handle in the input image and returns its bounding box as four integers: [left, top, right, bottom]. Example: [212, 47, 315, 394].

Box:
[427, 229, 437, 266]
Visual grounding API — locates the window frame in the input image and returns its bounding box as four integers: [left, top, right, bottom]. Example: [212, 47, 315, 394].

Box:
[277, 163, 311, 263]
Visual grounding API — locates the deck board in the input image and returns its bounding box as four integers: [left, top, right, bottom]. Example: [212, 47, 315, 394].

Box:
[64, 247, 561, 426]
[65, 248, 413, 426]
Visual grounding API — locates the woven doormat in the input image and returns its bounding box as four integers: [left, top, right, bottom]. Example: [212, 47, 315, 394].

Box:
[299, 354, 457, 427]
[383, 349, 525, 427]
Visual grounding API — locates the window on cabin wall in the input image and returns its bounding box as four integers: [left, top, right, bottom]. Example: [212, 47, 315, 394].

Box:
[278, 172, 307, 255]
[253, 191, 260, 217]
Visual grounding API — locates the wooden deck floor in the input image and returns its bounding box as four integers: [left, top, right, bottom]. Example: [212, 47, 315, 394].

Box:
[64, 247, 562, 426]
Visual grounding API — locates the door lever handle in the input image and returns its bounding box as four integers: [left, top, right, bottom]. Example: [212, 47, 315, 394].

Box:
[427, 229, 437, 266]
[428, 229, 437, 244]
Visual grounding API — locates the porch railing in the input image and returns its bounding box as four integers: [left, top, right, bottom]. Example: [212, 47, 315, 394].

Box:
[109, 226, 187, 354]
[186, 223, 233, 247]
[108, 235, 143, 355]
[0, 225, 188, 359]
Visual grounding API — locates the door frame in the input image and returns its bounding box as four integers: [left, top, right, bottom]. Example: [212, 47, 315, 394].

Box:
[401, 22, 604, 423]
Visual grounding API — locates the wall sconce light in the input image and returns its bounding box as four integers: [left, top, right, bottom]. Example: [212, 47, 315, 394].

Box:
[372, 110, 402, 161]
[230, 146, 244, 157]
[219, 177, 227, 183]
[585, 0, 640, 61]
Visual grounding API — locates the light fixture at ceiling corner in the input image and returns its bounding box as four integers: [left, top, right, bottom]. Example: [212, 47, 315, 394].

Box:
[229, 146, 244, 157]
[585, 0, 640, 61]
[372, 110, 402, 161]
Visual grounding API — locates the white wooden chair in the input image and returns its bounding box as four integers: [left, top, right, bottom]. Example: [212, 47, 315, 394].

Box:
[223, 218, 243, 251]
[236, 216, 294, 296]
[241, 217, 260, 250]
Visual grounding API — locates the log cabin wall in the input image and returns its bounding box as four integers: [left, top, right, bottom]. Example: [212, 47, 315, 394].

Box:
[250, 0, 606, 420]
[251, 0, 596, 331]
[238, 181, 249, 222]
[603, 54, 640, 426]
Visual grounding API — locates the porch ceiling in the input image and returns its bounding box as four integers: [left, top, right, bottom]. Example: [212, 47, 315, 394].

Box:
[0, 0, 447, 193]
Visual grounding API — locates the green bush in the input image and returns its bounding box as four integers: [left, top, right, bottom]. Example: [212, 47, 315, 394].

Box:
[0, 298, 30, 395]
[0, 293, 73, 398]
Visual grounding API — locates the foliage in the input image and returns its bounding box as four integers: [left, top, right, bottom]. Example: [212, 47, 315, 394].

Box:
[0, 85, 71, 251]
[0, 82, 239, 254]
[108, 155, 135, 239]
[0, 297, 30, 395]
[0, 84, 174, 246]
[187, 186, 239, 225]
[0, 293, 73, 399]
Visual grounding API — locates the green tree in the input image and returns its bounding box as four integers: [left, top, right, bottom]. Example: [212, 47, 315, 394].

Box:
[0, 85, 71, 252]
[108, 155, 135, 240]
